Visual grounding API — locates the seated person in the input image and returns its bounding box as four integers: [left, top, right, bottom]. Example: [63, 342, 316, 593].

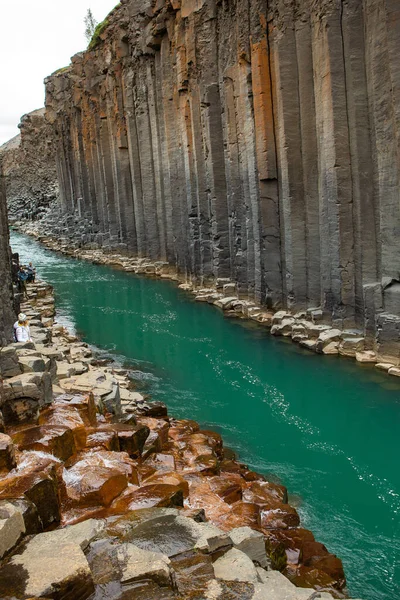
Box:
[13, 313, 32, 343]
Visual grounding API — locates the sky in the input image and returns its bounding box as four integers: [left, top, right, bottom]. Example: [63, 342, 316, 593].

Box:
[0, 0, 117, 146]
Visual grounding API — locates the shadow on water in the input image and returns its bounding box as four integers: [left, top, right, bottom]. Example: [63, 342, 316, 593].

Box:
[10, 230, 400, 600]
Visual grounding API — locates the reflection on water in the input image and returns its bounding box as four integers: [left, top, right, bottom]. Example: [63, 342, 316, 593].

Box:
[11, 230, 400, 600]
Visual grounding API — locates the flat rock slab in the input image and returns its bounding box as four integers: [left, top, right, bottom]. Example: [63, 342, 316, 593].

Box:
[18, 355, 46, 373]
[106, 510, 231, 557]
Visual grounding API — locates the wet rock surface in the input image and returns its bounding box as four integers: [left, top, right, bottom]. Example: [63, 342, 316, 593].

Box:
[0, 281, 356, 599]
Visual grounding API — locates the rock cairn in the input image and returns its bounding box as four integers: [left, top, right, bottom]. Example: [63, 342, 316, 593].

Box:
[0, 280, 360, 599]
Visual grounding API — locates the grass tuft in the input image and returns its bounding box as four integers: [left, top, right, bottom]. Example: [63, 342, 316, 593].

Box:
[53, 66, 70, 75]
[88, 18, 110, 51]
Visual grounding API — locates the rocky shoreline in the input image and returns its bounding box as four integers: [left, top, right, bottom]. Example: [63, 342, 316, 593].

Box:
[0, 278, 359, 599]
[11, 218, 400, 377]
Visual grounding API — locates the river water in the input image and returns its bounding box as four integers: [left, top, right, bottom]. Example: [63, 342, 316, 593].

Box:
[10, 230, 400, 600]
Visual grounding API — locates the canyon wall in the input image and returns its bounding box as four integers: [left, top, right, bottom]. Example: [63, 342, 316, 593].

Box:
[0, 109, 58, 221]
[0, 168, 15, 346]
[10, 0, 400, 352]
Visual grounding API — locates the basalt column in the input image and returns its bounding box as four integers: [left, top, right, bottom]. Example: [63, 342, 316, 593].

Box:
[0, 168, 15, 346]
[37, 0, 400, 347]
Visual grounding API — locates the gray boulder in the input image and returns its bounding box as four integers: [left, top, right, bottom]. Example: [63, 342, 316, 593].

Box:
[213, 547, 259, 583]
[0, 347, 22, 378]
[0, 521, 96, 599]
[0, 501, 26, 559]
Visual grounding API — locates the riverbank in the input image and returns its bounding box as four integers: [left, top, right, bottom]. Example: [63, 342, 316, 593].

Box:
[11, 219, 400, 377]
[0, 278, 356, 599]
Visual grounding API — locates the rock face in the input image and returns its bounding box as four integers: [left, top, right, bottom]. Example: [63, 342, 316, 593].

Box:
[2, 0, 397, 352]
[0, 109, 58, 222]
[0, 168, 14, 346]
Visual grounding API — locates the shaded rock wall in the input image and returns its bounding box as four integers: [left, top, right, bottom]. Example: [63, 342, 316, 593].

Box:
[0, 109, 58, 221]
[0, 168, 15, 346]
[15, 0, 400, 348]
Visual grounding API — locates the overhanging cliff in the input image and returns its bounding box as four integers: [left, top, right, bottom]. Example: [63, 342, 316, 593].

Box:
[12, 0, 400, 345]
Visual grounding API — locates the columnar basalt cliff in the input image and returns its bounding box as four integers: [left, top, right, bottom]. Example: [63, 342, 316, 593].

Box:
[0, 109, 58, 221]
[7, 0, 400, 356]
[0, 169, 15, 346]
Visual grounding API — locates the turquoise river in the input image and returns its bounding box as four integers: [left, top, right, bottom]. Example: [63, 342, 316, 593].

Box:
[10, 231, 400, 600]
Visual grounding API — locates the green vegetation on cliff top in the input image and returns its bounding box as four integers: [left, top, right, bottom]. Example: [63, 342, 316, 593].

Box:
[87, 2, 122, 51]
[88, 17, 110, 51]
[53, 66, 70, 75]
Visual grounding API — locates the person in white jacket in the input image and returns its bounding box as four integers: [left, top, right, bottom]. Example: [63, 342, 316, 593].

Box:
[13, 313, 32, 343]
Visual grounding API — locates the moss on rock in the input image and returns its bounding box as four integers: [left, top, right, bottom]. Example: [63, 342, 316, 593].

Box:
[88, 18, 110, 51]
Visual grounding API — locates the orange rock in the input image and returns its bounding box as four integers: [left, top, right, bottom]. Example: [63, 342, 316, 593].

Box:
[143, 452, 176, 473]
[168, 419, 199, 441]
[67, 451, 138, 484]
[137, 417, 170, 447]
[142, 431, 163, 459]
[242, 480, 288, 506]
[110, 483, 184, 513]
[97, 423, 150, 458]
[307, 554, 346, 587]
[208, 473, 244, 504]
[0, 451, 61, 528]
[12, 425, 76, 461]
[219, 459, 263, 482]
[85, 429, 119, 451]
[44, 392, 97, 427]
[214, 502, 261, 531]
[136, 463, 157, 483]
[266, 527, 317, 564]
[39, 406, 87, 449]
[260, 504, 300, 530]
[63, 464, 128, 507]
[181, 432, 215, 458]
[284, 564, 344, 591]
[219, 458, 247, 475]
[198, 430, 223, 458]
[143, 471, 189, 497]
[183, 454, 220, 476]
[70, 392, 97, 426]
